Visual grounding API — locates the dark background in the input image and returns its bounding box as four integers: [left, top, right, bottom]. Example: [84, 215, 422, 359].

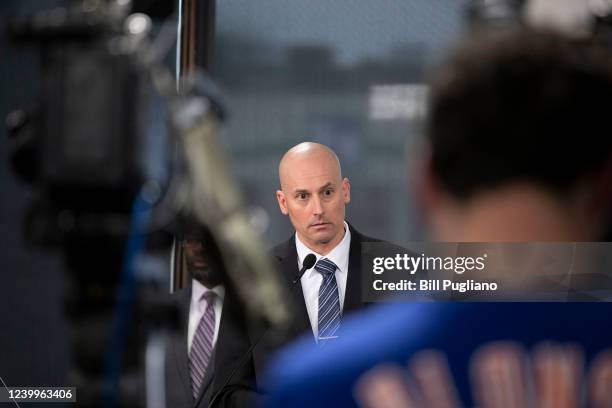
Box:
[0, 0, 70, 388]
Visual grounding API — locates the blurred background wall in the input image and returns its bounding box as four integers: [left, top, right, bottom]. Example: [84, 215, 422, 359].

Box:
[211, 0, 470, 245]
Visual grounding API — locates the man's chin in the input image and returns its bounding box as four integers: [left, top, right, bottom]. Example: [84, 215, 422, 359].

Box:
[190, 268, 209, 281]
[307, 231, 333, 245]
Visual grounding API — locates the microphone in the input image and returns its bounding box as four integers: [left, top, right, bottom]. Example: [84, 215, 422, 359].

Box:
[292, 254, 317, 284]
[208, 253, 317, 408]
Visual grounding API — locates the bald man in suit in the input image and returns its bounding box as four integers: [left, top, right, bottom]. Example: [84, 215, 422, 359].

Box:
[212, 142, 398, 407]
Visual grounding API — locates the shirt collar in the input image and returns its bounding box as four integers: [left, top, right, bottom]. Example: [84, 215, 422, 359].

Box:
[295, 221, 351, 273]
[191, 277, 225, 309]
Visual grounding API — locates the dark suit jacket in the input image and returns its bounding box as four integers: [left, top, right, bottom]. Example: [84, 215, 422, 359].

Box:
[213, 223, 385, 407]
[165, 285, 252, 408]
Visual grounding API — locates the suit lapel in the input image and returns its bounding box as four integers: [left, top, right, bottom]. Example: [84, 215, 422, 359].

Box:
[344, 225, 365, 314]
[274, 236, 313, 339]
[171, 287, 193, 404]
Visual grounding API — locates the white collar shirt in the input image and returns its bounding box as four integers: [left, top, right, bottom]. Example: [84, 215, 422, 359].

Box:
[187, 279, 225, 353]
[295, 221, 351, 339]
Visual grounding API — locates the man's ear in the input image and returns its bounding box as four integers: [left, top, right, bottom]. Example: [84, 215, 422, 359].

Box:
[276, 190, 289, 215]
[342, 177, 351, 204]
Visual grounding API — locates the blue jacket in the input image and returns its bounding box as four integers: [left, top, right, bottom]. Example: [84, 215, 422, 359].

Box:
[265, 302, 612, 407]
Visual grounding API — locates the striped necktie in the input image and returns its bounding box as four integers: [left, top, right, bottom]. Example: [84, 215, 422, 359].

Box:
[315, 258, 341, 345]
[189, 290, 216, 399]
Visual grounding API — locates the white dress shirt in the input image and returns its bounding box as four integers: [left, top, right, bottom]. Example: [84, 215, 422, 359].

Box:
[295, 221, 351, 338]
[187, 279, 225, 353]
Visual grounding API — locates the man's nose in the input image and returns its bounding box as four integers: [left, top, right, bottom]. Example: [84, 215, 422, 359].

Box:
[312, 196, 324, 216]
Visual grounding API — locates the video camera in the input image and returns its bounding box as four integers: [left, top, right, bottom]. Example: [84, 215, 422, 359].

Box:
[5, 1, 287, 406]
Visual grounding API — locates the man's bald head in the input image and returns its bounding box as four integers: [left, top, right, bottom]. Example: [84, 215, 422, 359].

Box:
[279, 142, 342, 191]
[276, 142, 350, 255]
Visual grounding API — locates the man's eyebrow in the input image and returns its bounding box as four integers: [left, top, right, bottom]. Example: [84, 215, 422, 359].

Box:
[318, 182, 334, 192]
[292, 182, 334, 194]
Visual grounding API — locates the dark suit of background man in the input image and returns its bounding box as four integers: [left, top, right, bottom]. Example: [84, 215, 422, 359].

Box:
[165, 221, 250, 408]
[215, 142, 386, 406]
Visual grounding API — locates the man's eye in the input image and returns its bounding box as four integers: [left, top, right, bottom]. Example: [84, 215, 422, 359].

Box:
[323, 189, 333, 196]
[297, 193, 308, 200]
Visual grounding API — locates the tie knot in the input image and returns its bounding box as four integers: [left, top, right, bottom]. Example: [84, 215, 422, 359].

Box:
[198, 291, 216, 313]
[201, 290, 216, 304]
[315, 258, 337, 276]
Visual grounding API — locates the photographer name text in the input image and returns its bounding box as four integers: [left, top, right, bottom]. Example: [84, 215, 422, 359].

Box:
[371, 253, 497, 293]
[372, 278, 498, 292]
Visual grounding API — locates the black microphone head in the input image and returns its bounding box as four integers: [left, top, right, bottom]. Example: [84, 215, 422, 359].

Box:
[303, 254, 317, 270]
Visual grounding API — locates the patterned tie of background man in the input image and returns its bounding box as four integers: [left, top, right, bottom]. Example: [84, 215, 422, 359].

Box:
[189, 291, 216, 399]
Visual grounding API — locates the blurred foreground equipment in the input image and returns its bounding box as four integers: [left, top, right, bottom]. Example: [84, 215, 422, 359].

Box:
[6, 0, 287, 406]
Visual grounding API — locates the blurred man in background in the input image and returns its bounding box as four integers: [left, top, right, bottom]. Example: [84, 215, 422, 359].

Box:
[165, 216, 251, 408]
[264, 28, 612, 408]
